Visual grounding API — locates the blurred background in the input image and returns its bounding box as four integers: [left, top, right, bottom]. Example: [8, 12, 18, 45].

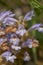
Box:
[0, 0, 43, 65]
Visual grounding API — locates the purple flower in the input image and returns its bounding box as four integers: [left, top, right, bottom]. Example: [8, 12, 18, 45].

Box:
[16, 29, 27, 36]
[24, 10, 35, 21]
[28, 23, 43, 31]
[5, 55, 16, 63]
[18, 24, 24, 30]
[11, 45, 21, 50]
[0, 11, 17, 26]
[0, 11, 12, 20]
[23, 52, 31, 61]
[10, 38, 20, 46]
[1, 51, 12, 57]
[3, 17, 17, 26]
[37, 27, 43, 32]
[22, 39, 32, 48]
[1, 51, 16, 63]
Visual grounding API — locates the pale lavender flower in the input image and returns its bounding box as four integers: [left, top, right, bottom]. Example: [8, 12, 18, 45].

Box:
[22, 39, 32, 48]
[24, 10, 35, 21]
[23, 52, 31, 61]
[0, 11, 17, 26]
[37, 27, 43, 32]
[0, 11, 12, 20]
[5, 55, 16, 63]
[3, 17, 17, 26]
[11, 45, 21, 51]
[1, 51, 16, 63]
[28, 23, 43, 31]
[18, 24, 24, 30]
[16, 29, 27, 36]
[11, 33, 17, 38]
[1, 51, 12, 57]
[10, 38, 20, 46]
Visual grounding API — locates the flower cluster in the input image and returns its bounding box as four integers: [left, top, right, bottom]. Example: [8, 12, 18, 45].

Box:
[0, 10, 43, 63]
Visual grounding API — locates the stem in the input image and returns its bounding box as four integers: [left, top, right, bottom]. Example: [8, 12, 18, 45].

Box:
[32, 47, 37, 65]
[32, 19, 38, 65]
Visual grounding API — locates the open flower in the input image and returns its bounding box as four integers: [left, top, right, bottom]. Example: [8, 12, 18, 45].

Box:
[23, 52, 31, 61]
[22, 39, 39, 48]
[28, 23, 43, 31]
[0, 11, 17, 26]
[5, 55, 16, 63]
[22, 39, 32, 48]
[1, 51, 16, 63]
[16, 29, 27, 36]
[10, 38, 20, 46]
[1, 51, 11, 57]
[24, 10, 35, 21]
[37, 27, 43, 32]
[11, 45, 21, 51]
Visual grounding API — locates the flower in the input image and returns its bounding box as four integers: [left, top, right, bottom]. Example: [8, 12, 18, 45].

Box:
[3, 18, 17, 26]
[23, 52, 31, 61]
[18, 24, 24, 30]
[37, 27, 43, 32]
[10, 38, 20, 46]
[1, 51, 16, 63]
[22, 39, 39, 48]
[16, 29, 27, 36]
[11, 45, 21, 51]
[22, 39, 32, 48]
[24, 10, 35, 21]
[5, 55, 16, 63]
[1, 51, 11, 57]
[0, 11, 17, 26]
[0, 11, 12, 21]
[28, 23, 43, 31]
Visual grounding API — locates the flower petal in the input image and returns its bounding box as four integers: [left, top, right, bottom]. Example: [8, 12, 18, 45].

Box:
[24, 10, 35, 21]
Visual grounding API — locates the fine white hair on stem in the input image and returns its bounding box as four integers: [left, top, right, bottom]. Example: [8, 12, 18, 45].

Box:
[24, 10, 35, 21]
